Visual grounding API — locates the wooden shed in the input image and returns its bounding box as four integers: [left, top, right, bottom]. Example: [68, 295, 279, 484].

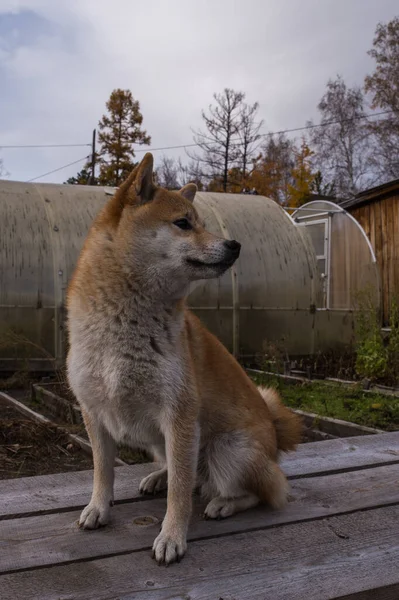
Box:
[342, 179, 399, 325]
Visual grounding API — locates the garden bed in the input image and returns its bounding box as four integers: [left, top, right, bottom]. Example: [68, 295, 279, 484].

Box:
[29, 383, 148, 465]
[2, 369, 391, 483]
[33, 379, 392, 440]
[249, 370, 399, 433]
[0, 396, 93, 479]
[32, 382, 336, 444]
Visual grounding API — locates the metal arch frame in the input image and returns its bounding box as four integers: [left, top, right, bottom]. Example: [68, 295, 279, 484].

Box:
[281, 207, 298, 226]
[291, 199, 377, 264]
[345, 211, 378, 264]
[290, 200, 345, 219]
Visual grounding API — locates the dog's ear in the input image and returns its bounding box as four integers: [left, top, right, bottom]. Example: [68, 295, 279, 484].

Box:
[103, 154, 155, 225]
[134, 153, 155, 203]
[179, 183, 197, 203]
[118, 154, 155, 206]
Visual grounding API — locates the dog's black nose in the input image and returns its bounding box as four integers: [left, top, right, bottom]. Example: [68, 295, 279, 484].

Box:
[224, 239, 241, 255]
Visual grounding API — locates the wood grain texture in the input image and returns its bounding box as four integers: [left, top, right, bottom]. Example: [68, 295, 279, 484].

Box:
[2, 463, 399, 574]
[348, 195, 399, 324]
[1, 505, 398, 600]
[0, 462, 154, 519]
[292, 408, 385, 437]
[1, 432, 398, 520]
[393, 196, 399, 315]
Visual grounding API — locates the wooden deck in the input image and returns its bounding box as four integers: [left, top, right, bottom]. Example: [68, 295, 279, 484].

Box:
[1, 432, 399, 600]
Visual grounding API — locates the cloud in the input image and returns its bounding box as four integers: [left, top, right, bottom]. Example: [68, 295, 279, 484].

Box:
[0, 0, 398, 182]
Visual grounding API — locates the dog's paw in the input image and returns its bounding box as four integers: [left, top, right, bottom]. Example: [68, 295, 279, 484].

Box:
[204, 497, 236, 520]
[152, 528, 187, 565]
[139, 469, 167, 495]
[79, 501, 110, 529]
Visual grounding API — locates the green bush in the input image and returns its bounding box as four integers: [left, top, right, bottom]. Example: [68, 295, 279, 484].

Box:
[355, 292, 399, 384]
[387, 298, 399, 383]
[355, 335, 387, 380]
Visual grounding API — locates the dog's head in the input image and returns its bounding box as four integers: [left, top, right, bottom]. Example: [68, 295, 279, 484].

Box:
[103, 153, 240, 294]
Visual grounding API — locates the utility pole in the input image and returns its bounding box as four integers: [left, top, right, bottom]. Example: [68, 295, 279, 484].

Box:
[90, 129, 96, 185]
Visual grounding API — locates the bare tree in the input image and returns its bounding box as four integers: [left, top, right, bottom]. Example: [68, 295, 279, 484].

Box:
[308, 76, 375, 198]
[190, 88, 245, 192]
[155, 156, 205, 191]
[365, 17, 399, 181]
[176, 158, 204, 190]
[0, 156, 9, 178]
[238, 102, 264, 183]
[156, 156, 180, 189]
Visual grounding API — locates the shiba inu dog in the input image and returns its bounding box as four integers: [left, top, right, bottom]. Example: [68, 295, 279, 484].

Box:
[67, 153, 302, 565]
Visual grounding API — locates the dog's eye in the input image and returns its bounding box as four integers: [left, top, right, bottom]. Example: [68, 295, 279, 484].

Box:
[173, 218, 192, 231]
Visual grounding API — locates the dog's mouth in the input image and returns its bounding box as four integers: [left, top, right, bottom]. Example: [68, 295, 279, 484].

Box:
[186, 257, 236, 269]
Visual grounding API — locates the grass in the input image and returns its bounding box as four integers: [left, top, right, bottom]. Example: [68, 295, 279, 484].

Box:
[251, 373, 399, 432]
[118, 445, 149, 464]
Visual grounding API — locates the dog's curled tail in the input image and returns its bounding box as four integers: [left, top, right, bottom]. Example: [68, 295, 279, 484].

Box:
[258, 386, 303, 452]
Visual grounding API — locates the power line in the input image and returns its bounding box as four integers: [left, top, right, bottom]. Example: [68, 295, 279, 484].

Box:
[132, 109, 395, 154]
[14, 108, 398, 182]
[264, 110, 395, 137]
[2, 110, 394, 154]
[1, 143, 91, 149]
[134, 142, 199, 153]
[27, 155, 90, 183]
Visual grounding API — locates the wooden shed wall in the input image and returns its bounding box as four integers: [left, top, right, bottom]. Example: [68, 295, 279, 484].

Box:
[349, 193, 399, 325]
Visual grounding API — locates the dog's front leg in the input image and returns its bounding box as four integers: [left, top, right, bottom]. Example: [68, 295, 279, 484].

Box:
[152, 416, 199, 565]
[79, 410, 117, 529]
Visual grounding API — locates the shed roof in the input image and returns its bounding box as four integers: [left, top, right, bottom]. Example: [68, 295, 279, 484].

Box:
[341, 178, 399, 211]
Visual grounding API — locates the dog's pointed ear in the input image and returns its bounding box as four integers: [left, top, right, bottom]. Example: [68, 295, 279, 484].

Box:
[134, 153, 155, 203]
[104, 154, 155, 225]
[179, 183, 197, 203]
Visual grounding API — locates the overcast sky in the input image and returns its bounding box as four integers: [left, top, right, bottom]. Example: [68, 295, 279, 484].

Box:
[0, 0, 398, 183]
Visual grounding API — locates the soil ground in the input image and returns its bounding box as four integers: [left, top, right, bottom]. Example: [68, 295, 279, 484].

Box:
[0, 398, 93, 479]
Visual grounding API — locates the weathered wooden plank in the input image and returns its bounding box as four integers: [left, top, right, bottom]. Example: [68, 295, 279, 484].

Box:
[380, 199, 390, 323]
[369, 201, 376, 254]
[32, 383, 83, 425]
[283, 430, 399, 478]
[0, 432, 398, 519]
[292, 408, 385, 437]
[393, 194, 399, 312]
[0, 391, 50, 425]
[386, 196, 394, 323]
[334, 586, 399, 600]
[0, 463, 154, 519]
[1, 505, 398, 600]
[371, 198, 384, 320]
[362, 203, 371, 240]
[2, 463, 399, 574]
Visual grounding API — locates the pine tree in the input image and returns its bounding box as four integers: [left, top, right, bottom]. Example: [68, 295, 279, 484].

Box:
[247, 134, 295, 204]
[65, 167, 97, 185]
[97, 89, 151, 186]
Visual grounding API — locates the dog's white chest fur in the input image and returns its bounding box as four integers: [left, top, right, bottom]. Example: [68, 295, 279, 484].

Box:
[67, 298, 185, 449]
